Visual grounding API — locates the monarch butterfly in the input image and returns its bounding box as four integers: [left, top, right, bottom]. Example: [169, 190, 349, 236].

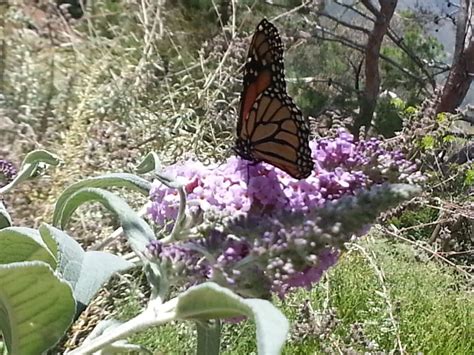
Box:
[235, 19, 314, 179]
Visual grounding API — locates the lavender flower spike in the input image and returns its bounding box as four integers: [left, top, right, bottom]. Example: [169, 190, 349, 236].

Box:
[219, 183, 421, 297]
[148, 183, 420, 298]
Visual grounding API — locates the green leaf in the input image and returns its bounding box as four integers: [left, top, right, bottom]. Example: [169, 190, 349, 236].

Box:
[0, 261, 75, 354]
[176, 282, 289, 355]
[39, 224, 133, 315]
[443, 134, 455, 143]
[404, 106, 417, 115]
[0, 202, 11, 229]
[421, 135, 435, 149]
[464, 168, 474, 186]
[390, 97, 405, 110]
[0, 227, 56, 268]
[436, 112, 447, 122]
[0, 150, 60, 194]
[53, 173, 151, 226]
[135, 152, 162, 174]
[53, 188, 155, 254]
[22, 150, 60, 166]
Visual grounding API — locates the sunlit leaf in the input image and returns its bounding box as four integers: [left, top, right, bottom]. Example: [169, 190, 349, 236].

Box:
[0, 261, 75, 354]
[176, 282, 289, 355]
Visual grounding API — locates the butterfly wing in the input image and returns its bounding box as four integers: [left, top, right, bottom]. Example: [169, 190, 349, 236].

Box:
[240, 86, 313, 179]
[238, 19, 285, 145]
[236, 19, 314, 179]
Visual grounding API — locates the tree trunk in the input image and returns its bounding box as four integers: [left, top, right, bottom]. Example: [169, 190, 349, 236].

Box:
[352, 0, 397, 137]
[436, 0, 474, 114]
[436, 41, 474, 113]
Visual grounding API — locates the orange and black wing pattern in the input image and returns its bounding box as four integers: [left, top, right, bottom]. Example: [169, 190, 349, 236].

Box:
[235, 19, 314, 179]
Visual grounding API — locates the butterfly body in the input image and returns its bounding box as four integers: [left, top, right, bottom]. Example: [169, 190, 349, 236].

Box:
[235, 19, 314, 179]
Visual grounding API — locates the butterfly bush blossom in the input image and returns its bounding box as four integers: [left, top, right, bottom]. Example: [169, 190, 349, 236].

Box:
[0, 159, 17, 188]
[147, 130, 422, 297]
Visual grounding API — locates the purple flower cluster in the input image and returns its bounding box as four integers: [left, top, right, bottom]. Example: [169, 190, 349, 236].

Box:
[0, 160, 17, 187]
[148, 130, 421, 223]
[146, 130, 422, 297]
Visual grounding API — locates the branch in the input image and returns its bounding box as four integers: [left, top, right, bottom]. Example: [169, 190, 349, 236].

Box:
[379, 225, 472, 279]
[355, 0, 398, 136]
[288, 75, 360, 96]
[435, 1, 474, 113]
[360, 0, 380, 17]
[306, 25, 425, 87]
[386, 27, 437, 89]
[334, 0, 375, 22]
[318, 11, 371, 35]
[318, 3, 437, 90]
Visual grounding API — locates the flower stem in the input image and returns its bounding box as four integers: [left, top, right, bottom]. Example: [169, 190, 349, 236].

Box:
[196, 320, 221, 355]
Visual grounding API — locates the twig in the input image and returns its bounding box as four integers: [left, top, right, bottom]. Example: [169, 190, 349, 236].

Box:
[271, 1, 311, 22]
[428, 212, 444, 244]
[318, 11, 371, 35]
[425, 204, 473, 219]
[438, 249, 474, 256]
[397, 219, 451, 232]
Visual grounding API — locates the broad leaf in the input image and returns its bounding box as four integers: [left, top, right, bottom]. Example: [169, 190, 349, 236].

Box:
[53, 173, 151, 226]
[53, 188, 155, 253]
[0, 261, 75, 354]
[22, 149, 60, 166]
[176, 282, 289, 355]
[39, 224, 133, 315]
[0, 150, 60, 194]
[0, 202, 11, 229]
[0, 227, 56, 268]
